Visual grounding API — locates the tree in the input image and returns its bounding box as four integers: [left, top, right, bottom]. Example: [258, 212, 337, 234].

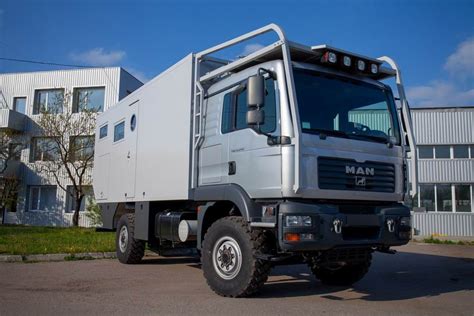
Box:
[34, 91, 97, 226]
[0, 130, 23, 224]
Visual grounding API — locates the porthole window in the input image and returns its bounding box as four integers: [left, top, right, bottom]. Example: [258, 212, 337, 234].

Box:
[130, 114, 137, 131]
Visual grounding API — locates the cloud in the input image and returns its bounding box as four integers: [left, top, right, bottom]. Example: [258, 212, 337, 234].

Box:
[406, 36, 474, 107]
[444, 37, 474, 79]
[126, 67, 150, 83]
[239, 43, 265, 57]
[69, 48, 126, 66]
[407, 80, 474, 107]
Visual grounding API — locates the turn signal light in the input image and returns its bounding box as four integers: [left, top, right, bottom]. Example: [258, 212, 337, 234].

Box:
[284, 233, 300, 242]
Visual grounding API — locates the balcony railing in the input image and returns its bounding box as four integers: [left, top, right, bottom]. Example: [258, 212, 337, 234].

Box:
[0, 109, 26, 131]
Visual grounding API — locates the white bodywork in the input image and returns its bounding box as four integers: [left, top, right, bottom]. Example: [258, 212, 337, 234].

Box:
[93, 24, 417, 204]
[94, 55, 194, 202]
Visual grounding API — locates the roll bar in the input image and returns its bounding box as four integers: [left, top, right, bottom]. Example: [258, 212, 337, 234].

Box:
[191, 24, 302, 192]
[378, 56, 418, 197]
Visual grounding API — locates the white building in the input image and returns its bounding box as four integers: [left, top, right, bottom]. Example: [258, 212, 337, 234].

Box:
[0, 67, 142, 226]
[410, 107, 474, 237]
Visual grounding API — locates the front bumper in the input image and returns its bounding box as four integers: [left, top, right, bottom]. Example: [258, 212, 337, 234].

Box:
[277, 201, 411, 252]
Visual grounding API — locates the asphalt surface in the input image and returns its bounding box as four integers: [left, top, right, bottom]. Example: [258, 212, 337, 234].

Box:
[0, 243, 473, 316]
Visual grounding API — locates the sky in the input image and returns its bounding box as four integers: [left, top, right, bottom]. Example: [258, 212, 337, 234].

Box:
[0, 0, 473, 107]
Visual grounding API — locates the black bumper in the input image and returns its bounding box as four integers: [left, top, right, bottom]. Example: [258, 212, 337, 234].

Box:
[277, 201, 411, 252]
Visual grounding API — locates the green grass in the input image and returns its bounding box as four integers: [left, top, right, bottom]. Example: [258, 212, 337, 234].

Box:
[0, 225, 115, 255]
[422, 236, 474, 246]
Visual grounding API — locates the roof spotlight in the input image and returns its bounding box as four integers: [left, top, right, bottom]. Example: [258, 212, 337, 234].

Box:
[370, 64, 378, 74]
[357, 60, 366, 71]
[343, 56, 351, 67]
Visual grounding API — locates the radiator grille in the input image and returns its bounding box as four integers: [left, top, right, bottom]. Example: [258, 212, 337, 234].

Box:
[318, 157, 395, 193]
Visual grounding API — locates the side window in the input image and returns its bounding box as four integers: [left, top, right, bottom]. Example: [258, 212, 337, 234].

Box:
[221, 94, 233, 134]
[114, 121, 125, 142]
[221, 78, 277, 134]
[99, 125, 108, 139]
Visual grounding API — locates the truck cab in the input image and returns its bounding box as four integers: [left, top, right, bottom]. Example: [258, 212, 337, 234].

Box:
[94, 24, 417, 298]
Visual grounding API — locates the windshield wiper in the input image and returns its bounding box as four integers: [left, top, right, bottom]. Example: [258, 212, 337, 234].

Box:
[303, 128, 392, 146]
[302, 128, 349, 139]
[347, 133, 392, 146]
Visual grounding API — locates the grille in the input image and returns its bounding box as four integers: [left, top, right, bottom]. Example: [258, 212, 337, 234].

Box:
[318, 157, 395, 193]
[342, 227, 380, 240]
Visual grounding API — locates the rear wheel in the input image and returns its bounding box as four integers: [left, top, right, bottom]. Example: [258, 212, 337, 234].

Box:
[116, 213, 145, 264]
[201, 217, 271, 297]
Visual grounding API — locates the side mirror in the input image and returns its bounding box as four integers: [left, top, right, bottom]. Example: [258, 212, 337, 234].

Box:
[247, 109, 265, 126]
[247, 75, 265, 107]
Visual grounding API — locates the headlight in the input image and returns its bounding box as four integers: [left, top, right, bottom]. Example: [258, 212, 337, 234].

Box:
[285, 215, 312, 227]
[400, 216, 411, 227]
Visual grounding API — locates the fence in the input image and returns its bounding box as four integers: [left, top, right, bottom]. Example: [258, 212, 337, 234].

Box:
[62, 213, 95, 228]
[412, 212, 474, 237]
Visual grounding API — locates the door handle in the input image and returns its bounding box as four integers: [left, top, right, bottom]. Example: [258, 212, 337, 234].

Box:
[127, 151, 131, 159]
[228, 161, 236, 175]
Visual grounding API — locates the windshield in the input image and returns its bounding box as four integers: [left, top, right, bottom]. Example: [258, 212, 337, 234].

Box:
[293, 68, 400, 145]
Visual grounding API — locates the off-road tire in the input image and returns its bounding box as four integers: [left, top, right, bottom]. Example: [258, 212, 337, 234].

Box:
[201, 216, 271, 297]
[116, 213, 145, 264]
[308, 252, 372, 286]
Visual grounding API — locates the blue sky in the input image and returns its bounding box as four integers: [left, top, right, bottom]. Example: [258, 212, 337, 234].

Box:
[1, 0, 473, 107]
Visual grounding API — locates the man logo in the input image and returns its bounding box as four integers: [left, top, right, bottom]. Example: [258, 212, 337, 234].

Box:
[355, 176, 366, 187]
[345, 166, 375, 176]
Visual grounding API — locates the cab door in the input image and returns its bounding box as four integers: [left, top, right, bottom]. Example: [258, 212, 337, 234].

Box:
[226, 78, 282, 198]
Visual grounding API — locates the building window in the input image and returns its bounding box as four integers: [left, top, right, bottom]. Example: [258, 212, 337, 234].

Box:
[453, 145, 469, 159]
[455, 185, 471, 212]
[72, 87, 105, 113]
[419, 184, 435, 212]
[65, 186, 94, 213]
[418, 146, 434, 159]
[33, 89, 64, 114]
[436, 184, 453, 212]
[69, 136, 94, 161]
[222, 78, 277, 134]
[99, 125, 108, 139]
[9, 143, 22, 161]
[114, 121, 125, 142]
[434, 145, 450, 159]
[31, 137, 60, 161]
[28, 186, 57, 211]
[13, 97, 26, 114]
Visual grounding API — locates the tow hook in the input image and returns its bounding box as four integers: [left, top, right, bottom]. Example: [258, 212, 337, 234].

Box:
[332, 219, 343, 234]
[386, 219, 395, 233]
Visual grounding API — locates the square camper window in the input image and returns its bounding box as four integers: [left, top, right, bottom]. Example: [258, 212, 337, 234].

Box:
[114, 121, 125, 142]
[99, 125, 108, 139]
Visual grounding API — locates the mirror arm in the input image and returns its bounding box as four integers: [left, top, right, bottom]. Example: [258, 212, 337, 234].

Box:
[258, 67, 276, 79]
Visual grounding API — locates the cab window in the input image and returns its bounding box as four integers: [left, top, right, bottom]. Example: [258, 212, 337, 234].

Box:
[221, 78, 277, 134]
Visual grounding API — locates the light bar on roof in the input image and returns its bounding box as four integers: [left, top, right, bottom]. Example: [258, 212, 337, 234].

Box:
[312, 45, 383, 77]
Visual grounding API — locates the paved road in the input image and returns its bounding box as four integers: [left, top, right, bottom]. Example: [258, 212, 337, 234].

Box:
[1, 243, 473, 316]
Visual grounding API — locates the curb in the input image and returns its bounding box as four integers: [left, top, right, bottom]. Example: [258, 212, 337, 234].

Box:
[0, 252, 117, 263]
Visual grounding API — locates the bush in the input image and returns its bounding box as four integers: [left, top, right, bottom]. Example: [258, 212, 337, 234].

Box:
[85, 197, 102, 227]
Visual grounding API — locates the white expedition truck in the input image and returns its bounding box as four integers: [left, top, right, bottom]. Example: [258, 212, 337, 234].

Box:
[93, 24, 417, 297]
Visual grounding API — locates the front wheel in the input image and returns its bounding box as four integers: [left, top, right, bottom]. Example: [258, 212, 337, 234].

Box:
[201, 217, 271, 297]
[116, 213, 145, 264]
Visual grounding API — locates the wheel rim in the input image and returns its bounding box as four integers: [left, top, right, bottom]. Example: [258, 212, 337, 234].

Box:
[118, 225, 129, 253]
[212, 236, 242, 280]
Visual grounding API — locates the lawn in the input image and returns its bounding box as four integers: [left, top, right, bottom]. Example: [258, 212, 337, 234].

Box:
[0, 225, 115, 255]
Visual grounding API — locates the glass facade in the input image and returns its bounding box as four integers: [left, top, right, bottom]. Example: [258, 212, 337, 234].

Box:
[31, 137, 61, 161]
[416, 183, 473, 212]
[73, 87, 105, 112]
[13, 97, 26, 114]
[33, 89, 64, 114]
[28, 186, 57, 211]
